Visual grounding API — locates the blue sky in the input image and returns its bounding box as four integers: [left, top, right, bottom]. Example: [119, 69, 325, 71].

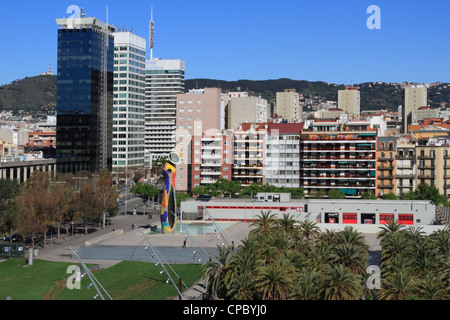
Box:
[0, 0, 449, 85]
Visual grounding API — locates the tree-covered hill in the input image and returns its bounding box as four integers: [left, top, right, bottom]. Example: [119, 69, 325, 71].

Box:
[1, 74, 449, 114]
[0, 74, 56, 114]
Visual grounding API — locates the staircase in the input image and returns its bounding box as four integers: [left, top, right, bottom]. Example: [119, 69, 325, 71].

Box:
[435, 205, 450, 227]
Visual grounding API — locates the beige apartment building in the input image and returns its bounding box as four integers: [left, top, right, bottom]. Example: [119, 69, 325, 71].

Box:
[403, 84, 427, 132]
[395, 138, 417, 197]
[338, 87, 360, 118]
[175, 88, 222, 191]
[416, 136, 450, 199]
[227, 96, 269, 130]
[276, 90, 301, 122]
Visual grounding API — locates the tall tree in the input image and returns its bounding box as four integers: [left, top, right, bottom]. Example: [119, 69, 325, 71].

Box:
[202, 245, 233, 299]
[0, 179, 21, 235]
[95, 169, 119, 228]
[14, 172, 54, 247]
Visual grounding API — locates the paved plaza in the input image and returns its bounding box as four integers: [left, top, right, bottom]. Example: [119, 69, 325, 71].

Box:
[31, 202, 383, 300]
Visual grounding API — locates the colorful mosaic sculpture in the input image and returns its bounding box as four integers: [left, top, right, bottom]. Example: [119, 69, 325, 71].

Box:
[160, 152, 181, 233]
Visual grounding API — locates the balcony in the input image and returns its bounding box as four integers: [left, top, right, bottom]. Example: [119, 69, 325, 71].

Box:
[201, 162, 221, 167]
[418, 165, 436, 169]
[377, 175, 394, 180]
[201, 153, 221, 159]
[417, 175, 435, 179]
[200, 171, 221, 176]
[395, 174, 415, 179]
[201, 179, 217, 184]
[377, 165, 394, 170]
[378, 157, 394, 161]
[396, 155, 415, 160]
[378, 183, 394, 189]
[418, 155, 436, 160]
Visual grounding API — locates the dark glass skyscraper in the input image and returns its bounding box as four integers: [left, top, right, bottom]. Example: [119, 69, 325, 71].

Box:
[55, 16, 114, 173]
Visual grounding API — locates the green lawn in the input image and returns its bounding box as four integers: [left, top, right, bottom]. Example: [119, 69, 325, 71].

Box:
[0, 258, 203, 300]
[0, 259, 79, 300]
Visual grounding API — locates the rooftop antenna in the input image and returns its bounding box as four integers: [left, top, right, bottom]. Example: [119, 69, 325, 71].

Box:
[149, 4, 155, 59]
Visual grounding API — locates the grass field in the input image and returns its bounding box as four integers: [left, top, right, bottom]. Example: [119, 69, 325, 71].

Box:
[0, 258, 203, 300]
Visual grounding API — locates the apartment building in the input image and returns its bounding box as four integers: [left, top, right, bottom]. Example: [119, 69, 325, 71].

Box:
[395, 137, 417, 196]
[275, 90, 301, 123]
[416, 136, 450, 199]
[300, 121, 377, 198]
[175, 88, 222, 191]
[403, 84, 427, 133]
[233, 123, 267, 187]
[227, 96, 269, 130]
[409, 106, 439, 125]
[376, 137, 397, 197]
[27, 131, 56, 148]
[265, 123, 303, 188]
[191, 130, 233, 189]
[337, 87, 360, 118]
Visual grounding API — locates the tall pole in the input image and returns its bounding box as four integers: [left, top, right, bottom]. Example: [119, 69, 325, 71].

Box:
[204, 208, 229, 247]
[171, 211, 210, 261]
[69, 246, 112, 300]
[149, 5, 154, 59]
[135, 227, 184, 298]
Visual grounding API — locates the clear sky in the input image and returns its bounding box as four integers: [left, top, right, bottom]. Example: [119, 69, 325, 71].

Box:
[1, 0, 449, 86]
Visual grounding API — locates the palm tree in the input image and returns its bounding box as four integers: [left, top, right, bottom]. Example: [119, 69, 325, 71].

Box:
[225, 251, 260, 300]
[295, 267, 322, 300]
[254, 257, 297, 300]
[320, 265, 363, 300]
[413, 241, 438, 276]
[429, 228, 450, 263]
[329, 242, 368, 276]
[276, 213, 296, 234]
[226, 273, 256, 300]
[258, 232, 287, 264]
[377, 269, 416, 300]
[297, 219, 320, 241]
[306, 241, 331, 272]
[202, 245, 233, 299]
[380, 232, 410, 269]
[319, 229, 337, 245]
[250, 210, 277, 236]
[336, 226, 368, 250]
[377, 219, 405, 245]
[417, 271, 449, 300]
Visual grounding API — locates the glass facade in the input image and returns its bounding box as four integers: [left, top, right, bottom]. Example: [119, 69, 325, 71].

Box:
[56, 26, 114, 173]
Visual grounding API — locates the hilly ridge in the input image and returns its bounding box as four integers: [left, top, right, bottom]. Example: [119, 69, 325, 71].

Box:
[1, 74, 449, 114]
[0, 75, 56, 114]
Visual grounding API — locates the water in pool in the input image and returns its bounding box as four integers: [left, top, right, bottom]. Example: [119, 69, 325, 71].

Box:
[174, 221, 234, 236]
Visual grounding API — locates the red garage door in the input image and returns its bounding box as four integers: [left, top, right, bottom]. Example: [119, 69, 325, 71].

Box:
[398, 214, 414, 225]
[343, 213, 357, 224]
[380, 214, 394, 224]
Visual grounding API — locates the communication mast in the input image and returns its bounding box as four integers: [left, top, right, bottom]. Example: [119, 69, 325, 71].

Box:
[149, 5, 154, 59]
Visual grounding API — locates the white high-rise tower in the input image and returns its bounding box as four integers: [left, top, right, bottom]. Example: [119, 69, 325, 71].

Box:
[112, 31, 146, 172]
[144, 8, 185, 162]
